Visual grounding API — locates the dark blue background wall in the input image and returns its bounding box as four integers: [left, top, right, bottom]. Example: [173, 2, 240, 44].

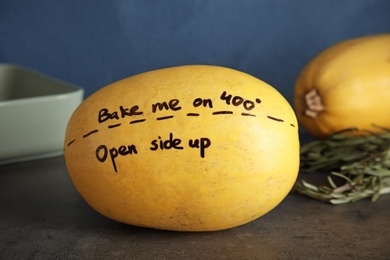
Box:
[1, 0, 389, 103]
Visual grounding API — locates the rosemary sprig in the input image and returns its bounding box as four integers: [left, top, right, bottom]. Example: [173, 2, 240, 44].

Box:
[296, 127, 390, 204]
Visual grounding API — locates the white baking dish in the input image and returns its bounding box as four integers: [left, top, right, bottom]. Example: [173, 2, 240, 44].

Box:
[0, 64, 83, 165]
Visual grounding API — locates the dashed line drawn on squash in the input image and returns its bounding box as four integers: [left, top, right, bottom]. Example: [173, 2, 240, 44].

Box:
[267, 115, 284, 122]
[83, 129, 99, 138]
[108, 123, 122, 128]
[186, 113, 200, 116]
[241, 113, 256, 117]
[156, 115, 174, 120]
[212, 111, 233, 115]
[67, 139, 76, 147]
[130, 119, 146, 124]
[66, 110, 295, 148]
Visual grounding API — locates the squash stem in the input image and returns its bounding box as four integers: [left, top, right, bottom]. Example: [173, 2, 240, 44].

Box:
[304, 88, 325, 118]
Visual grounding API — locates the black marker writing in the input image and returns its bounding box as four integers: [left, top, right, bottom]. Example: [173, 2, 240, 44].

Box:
[67, 139, 75, 147]
[241, 113, 256, 117]
[96, 144, 138, 173]
[220, 91, 261, 111]
[152, 99, 181, 113]
[98, 105, 143, 123]
[188, 138, 211, 158]
[193, 97, 213, 108]
[83, 129, 99, 138]
[108, 123, 121, 128]
[156, 115, 174, 120]
[130, 119, 146, 124]
[213, 111, 233, 115]
[267, 115, 284, 122]
[150, 133, 184, 151]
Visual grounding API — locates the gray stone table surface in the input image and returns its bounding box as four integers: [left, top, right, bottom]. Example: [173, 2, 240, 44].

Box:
[1, 134, 390, 260]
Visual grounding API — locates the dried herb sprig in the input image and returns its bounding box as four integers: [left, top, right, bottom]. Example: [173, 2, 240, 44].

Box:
[296, 127, 390, 204]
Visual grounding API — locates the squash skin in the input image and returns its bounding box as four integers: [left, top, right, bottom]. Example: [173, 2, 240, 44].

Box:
[64, 65, 299, 231]
[294, 34, 390, 139]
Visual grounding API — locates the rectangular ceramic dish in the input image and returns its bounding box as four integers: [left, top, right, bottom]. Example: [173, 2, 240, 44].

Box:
[0, 64, 83, 165]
